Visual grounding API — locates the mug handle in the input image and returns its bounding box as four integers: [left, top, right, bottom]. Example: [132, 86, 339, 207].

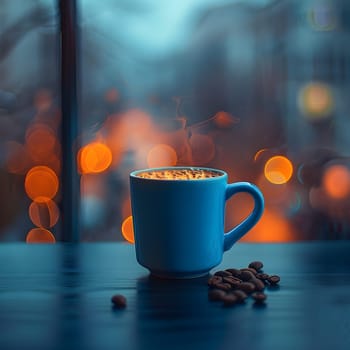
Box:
[223, 182, 264, 252]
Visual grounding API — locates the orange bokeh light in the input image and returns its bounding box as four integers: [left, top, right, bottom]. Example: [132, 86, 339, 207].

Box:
[240, 209, 296, 242]
[121, 215, 135, 243]
[29, 199, 60, 228]
[79, 142, 112, 174]
[322, 165, 350, 199]
[25, 123, 58, 162]
[253, 148, 268, 162]
[26, 228, 56, 243]
[25, 166, 59, 202]
[213, 111, 239, 128]
[189, 133, 215, 165]
[264, 156, 293, 184]
[147, 144, 177, 168]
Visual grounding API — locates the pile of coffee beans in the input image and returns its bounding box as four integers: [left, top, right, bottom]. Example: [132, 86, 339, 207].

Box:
[207, 261, 280, 307]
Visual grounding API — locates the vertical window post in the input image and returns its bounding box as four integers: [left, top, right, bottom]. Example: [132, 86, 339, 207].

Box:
[59, 0, 80, 242]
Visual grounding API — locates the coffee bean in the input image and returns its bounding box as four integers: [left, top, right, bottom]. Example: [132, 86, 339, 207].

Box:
[251, 278, 265, 291]
[223, 276, 242, 287]
[240, 270, 255, 281]
[215, 282, 232, 291]
[111, 294, 127, 309]
[214, 270, 232, 277]
[256, 273, 269, 282]
[232, 290, 248, 302]
[268, 275, 280, 285]
[222, 294, 238, 306]
[225, 268, 242, 277]
[237, 282, 256, 294]
[251, 292, 267, 303]
[241, 267, 258, 275]
[208, 289, 227, 302]
[248, 261, 264, 271]
[207, 275, 223, 287]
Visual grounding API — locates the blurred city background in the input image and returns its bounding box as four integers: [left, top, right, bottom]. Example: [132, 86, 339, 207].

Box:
[1, 0, 350, 242]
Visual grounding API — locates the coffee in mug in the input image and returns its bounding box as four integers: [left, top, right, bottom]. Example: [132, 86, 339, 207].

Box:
[130, 166, 264, 279]
[136, 168, 222, 180]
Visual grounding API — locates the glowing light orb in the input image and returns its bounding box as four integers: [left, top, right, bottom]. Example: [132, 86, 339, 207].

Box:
[147, 144, 177, 168]
[241, 209, 296, 242]
[213, 111, 239, 128]
[264, 156, 293, 184]
[29, 199, 59, 228]
[121, 216, 135, 243]
[322, 165, 350, 199]
[26, 228, 56, 243]
[298, 82, 334, 120]
[25, 166, 59, 201]
[79, 142, 112, 174]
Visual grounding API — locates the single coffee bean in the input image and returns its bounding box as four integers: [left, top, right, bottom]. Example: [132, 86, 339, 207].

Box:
[223, 276, 242, 287]
[225, 268, 242, 278]
[241, 267, 258, 275]
[207, 275, 223, 287]
[251, 278, 265, 291]
[240, 270, 255, 281]
[251, 292, 267, 303]
[268, 275, 281, 285]
[208, 289, 227, 302]
[256, 273, 269, 282]
[237, 282, 256, 294]
[232, 290, 248, 302]
[215, 282, 232, 291]
[111, 294, 127, 309]
[214, 270, 232, 277]
[222, 294, 238, 307]
[248, 261, 263, 271]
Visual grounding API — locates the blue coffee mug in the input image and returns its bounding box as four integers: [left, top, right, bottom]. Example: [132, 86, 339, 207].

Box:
[130, 167, 264, 278]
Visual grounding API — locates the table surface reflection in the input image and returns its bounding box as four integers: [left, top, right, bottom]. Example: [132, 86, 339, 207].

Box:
[0, 242, 350, 350]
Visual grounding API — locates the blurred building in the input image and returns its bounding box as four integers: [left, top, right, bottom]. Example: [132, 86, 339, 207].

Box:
[0, 0, 350, 242]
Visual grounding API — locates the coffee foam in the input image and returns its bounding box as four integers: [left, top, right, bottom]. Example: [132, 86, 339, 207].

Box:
[136, 168, 222, 180]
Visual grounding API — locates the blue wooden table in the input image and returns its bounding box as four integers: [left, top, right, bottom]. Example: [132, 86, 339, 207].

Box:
[0, 242, 350, 350]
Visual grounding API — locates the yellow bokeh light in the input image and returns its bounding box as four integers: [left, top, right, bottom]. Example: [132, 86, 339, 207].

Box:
[121, 215, 135, 243]
[79, 142, 112, 174]
[25, 166, 59, 202]
[322, 165, 350, 199]
[298, 82, 334, 120]
[264, 156, 293, 184]
[147, 144, 177, 168]
[26, 228, 56, 243]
